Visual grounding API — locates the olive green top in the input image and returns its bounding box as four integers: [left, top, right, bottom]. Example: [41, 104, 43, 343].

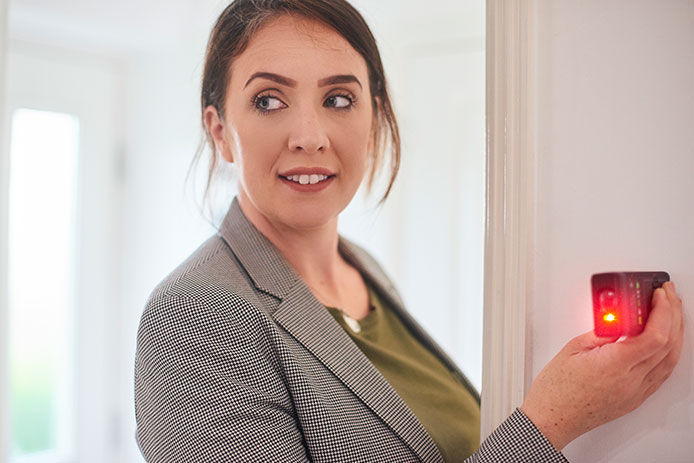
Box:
[324, 283, 481, 462]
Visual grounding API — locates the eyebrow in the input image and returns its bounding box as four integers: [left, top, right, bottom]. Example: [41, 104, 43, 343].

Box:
[318, 74, 362, 89]
[244, 72, 362, 90]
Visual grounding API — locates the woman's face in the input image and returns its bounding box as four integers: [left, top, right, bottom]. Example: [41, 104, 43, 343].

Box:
[205, 14, 374, 234]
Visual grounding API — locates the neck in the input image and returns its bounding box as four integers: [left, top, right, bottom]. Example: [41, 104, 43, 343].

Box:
[238, 193, 345, 293]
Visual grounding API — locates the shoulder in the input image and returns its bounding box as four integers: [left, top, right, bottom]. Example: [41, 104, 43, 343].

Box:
[135, 233, 291, 389]
[146, 234, 252, 305]
[138, 233, 274, 349]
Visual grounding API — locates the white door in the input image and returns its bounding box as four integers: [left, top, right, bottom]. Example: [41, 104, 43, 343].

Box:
[3, 42, 120, 463]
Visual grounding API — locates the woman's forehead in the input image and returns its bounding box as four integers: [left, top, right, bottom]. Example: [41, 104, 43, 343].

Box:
[229, 15, 368, 88]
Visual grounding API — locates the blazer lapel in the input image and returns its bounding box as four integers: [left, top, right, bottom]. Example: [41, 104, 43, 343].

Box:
[218, 197, 443, 463]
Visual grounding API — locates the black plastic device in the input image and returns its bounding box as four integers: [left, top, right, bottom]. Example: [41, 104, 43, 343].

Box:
[591, 271, 670, 337]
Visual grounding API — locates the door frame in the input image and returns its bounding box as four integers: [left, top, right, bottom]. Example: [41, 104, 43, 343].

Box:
[1, 1, 10, 460]
[481, 0, 536, 438]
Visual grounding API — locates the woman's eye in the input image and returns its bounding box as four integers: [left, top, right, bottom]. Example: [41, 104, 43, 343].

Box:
[255, 95, 286, 112]
[325, 95, 353, 109]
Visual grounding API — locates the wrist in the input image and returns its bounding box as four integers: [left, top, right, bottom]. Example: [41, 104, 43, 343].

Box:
[519, 403, 573, 451]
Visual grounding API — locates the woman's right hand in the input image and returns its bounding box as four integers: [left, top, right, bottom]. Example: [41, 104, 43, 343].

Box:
[520, 281, 684, 451]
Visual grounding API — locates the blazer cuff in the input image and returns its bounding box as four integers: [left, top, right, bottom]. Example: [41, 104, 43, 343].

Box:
[476, 408, 570, 462]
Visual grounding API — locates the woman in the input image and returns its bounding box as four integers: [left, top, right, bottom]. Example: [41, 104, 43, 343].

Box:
[134, 1, 684, 462]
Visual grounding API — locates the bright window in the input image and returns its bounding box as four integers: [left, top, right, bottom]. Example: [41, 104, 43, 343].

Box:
[8, 108, 80, 462]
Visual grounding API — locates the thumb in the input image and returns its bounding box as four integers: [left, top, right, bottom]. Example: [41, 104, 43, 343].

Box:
[568, 330, 620, 352]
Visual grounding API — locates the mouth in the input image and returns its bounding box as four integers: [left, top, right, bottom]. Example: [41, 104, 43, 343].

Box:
[279, 173, 336, 185]
[278, 173, 336, 192]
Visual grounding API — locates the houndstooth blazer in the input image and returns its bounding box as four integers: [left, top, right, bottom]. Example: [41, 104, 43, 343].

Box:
[134, 197, 569, 462]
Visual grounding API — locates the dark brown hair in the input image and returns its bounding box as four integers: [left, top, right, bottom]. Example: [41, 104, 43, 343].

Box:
[188, 0, 400, 219]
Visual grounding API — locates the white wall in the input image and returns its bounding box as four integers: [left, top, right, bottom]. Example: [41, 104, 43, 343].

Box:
[532, 1, 694, 461]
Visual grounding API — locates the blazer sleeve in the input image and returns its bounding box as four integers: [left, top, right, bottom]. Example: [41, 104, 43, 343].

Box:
[465, 410, 569, 462]
[134, 294, 311, 463]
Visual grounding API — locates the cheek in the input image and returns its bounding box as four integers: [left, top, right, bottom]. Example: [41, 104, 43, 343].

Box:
[330, 116, 372, 172]
[233, 118, 284, 177]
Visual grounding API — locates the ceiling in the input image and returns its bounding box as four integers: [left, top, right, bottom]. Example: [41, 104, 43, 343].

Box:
[7, 0, 482, 57]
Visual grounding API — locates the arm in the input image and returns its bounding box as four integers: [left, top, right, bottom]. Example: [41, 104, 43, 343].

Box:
[521, 281, 685, 451]
[134, 295, 311, 463]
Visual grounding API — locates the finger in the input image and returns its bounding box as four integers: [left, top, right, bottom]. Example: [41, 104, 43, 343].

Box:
[641, 371, 669, 402]
[639, 338, 683, 400]
[663, 281, 684, 346]
[620, 288, 672, 367]
[632, 309, 685, 379]
[663, 281, 682, 307]
[629, 341, 671, 377]
[663, 281, 684, 331]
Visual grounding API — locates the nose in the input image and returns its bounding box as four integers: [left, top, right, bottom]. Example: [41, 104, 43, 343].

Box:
[287, 106, 330, 154]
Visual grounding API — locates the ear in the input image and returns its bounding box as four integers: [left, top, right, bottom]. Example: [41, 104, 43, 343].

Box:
[203, 105, 234, 163]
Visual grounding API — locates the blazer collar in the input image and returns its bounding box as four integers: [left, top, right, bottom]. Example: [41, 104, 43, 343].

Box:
[218, 197, 299, 300]
[217, 197, 444, 463]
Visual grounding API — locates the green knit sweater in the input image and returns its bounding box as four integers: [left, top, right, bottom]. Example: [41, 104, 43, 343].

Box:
[325, 283, 481, 462]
